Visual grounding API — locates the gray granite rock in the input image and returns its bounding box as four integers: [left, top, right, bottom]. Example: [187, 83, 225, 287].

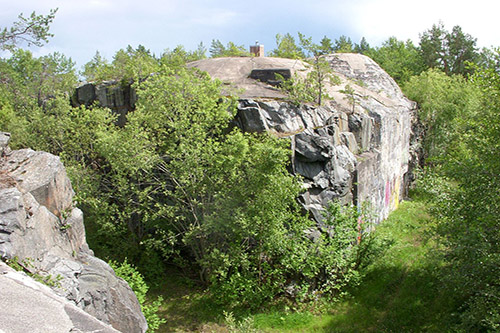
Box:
[0, 139, 147, 333]
[0, 261, 120, 333]
[191, 54, 417, 221]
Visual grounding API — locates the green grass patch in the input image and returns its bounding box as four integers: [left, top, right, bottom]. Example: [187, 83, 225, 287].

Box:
[323, 195, 454, 332]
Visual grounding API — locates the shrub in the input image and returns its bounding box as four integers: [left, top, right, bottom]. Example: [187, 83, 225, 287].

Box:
[110, 259, 166, 332]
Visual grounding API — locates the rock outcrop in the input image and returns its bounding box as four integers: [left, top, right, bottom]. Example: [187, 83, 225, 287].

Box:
[0, 261, 120, 333]
[0, 133, 147, 333]
[73, 54, 418, 222]
[72, 80, 136, 126]
[189, 54, 417, 221]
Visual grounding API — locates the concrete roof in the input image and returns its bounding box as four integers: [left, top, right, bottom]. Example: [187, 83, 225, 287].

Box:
[187, 56, 309, 99]
[187, 54, 405, 110]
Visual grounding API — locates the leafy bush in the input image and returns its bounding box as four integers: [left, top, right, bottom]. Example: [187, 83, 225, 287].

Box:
[224, 311, 259, 333]
[280, 201, 384, 302]
[415, 57, 500, 331]
[109, 259, 166, 332]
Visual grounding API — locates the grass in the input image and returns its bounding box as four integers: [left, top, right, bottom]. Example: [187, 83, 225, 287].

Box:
[148, 194, 455, 332]
[322, 195, 454, 332]
[147, 269, 226, 332]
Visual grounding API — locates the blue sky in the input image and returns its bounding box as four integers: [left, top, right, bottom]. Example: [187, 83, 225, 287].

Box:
[1, 0, 499, 69]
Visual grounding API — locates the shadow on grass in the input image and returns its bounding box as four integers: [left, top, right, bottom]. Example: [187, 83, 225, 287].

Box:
[323, 197, 457, 332]
[324, 264, 455, 332]
[148, 267, 227, 332]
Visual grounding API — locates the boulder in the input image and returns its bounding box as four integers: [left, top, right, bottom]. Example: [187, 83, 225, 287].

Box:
[0, 137, 147, 333]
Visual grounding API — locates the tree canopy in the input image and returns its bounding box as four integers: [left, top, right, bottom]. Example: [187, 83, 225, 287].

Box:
[419, 22, 478, 76]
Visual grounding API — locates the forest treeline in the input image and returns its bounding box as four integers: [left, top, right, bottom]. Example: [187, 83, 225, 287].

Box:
[1, 11, 500, 331]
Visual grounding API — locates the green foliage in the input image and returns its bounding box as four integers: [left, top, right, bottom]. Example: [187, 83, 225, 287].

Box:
[278, 33, 340, 106]
[333, 35, 354, 53]
[323, 195, 457, 332]
[354, 37, 371, 54]
[477, 46, 500, 70]
[110, 259, 166, 332]
[431, 61, 500, 331]
[81, 50, 108, 82]
[277, 71, 322, 106]
[150, 196, 455, 332]
[0, 9, 57, 51]
[88, 64, 376, 310]
[404, 68, 473, 161]
[412, 55, 500, 331]
[366, 37, 425, 84]
[0, 49, 77, 110]
[280, 201, 382, 300]
[319, 36, 334, 55]
[5, 256, 63, 288]
[253, 311, 318, 331]
[209, 39, 250, 58]
[340, 84, 356, 113]
[160, 43, 206, 68]
[269, 33, 305, 59]
[124, 66, 306, 306]
[224, 311, 259, 333]
[81, 45, 160, 82]
[419, 22, 478, 76]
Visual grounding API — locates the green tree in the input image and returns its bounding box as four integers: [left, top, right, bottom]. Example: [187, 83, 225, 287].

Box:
[0, 49, 77, 110]
[319, 35, 334, 54]
[419, 22, 478, 76]
[160, 42, 207, 67]
[117, 66, 308, 305]
[81, 50, 108, 82]
[84, 45, 160, 82]
[209, 39, 225, 57]
[269, 33, 305, 59]
[354, 37, 371, 54]
[110, 259, 165, 332]
[0, 9, 57, 51]
[420, 56, 500, 331]
[209, 39, 249, 57]
[477, 46, 500, 70]
[160, 44, 206, 68]
[297, 33, 338, 105]
[367, 37, 425, 84]
[404, 68, 471, 161]
[333, 35, 354, 53]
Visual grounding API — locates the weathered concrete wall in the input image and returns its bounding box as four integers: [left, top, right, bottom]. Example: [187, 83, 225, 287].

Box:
[233, 95, 414, 221]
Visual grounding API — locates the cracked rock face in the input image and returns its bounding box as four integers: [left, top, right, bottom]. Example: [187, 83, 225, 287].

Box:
[74, 54, 418, 223]
[195, 54, 417, 222]
[0, 135, 147, 333]
[0, 262, 120, 333]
